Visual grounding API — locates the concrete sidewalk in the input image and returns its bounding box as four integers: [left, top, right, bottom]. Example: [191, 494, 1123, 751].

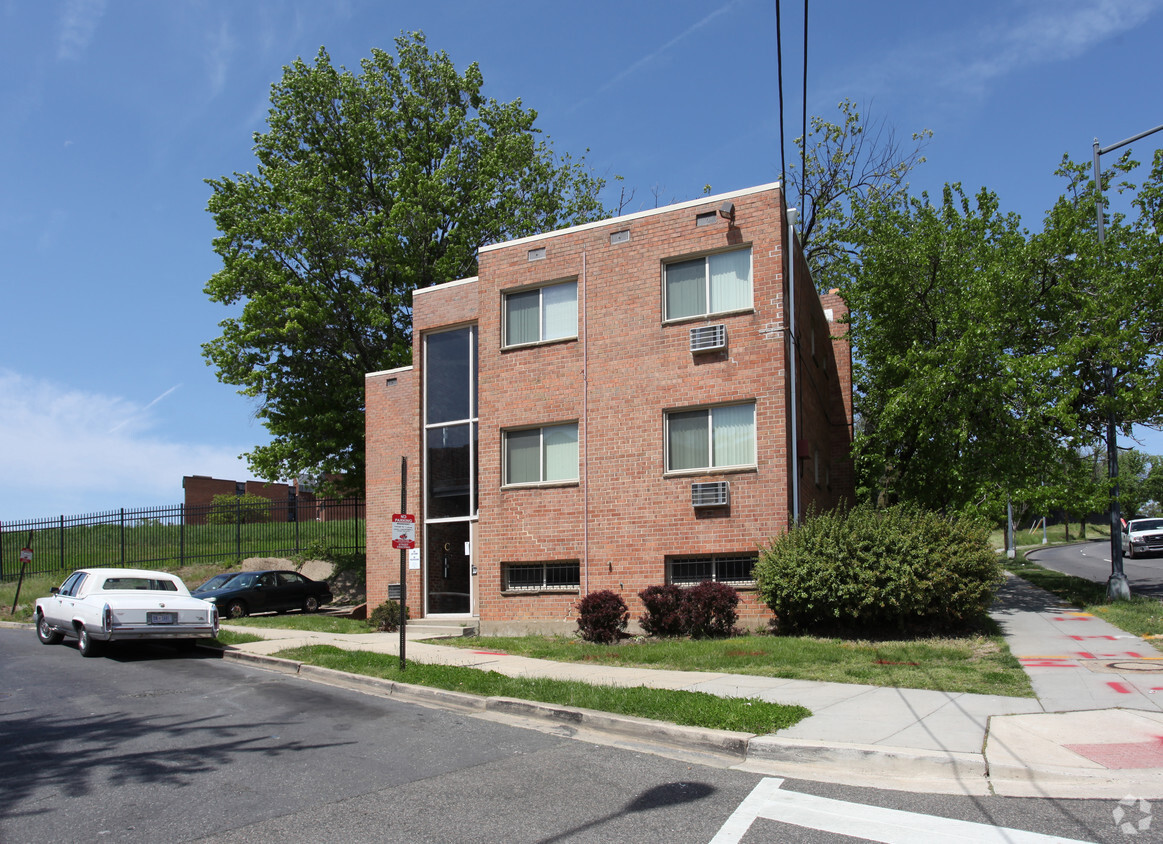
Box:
[218, 574, 1163, 799]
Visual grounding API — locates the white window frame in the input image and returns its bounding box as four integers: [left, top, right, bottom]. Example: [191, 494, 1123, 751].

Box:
[503, 422, 580, 486]
[667, 554, 757, 586]
[664, 402, 756, 474]
[502, 279, 578, 348]
[663, 247, 753, 321]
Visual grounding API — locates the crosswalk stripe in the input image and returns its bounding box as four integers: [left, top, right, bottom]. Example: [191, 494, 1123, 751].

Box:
[710, 778, 1095, 844]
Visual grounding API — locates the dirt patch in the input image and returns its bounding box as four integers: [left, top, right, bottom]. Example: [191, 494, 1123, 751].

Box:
[240, 556, 290, 572]
[298, 559, 335, 582]
[326, 569, 365, 605]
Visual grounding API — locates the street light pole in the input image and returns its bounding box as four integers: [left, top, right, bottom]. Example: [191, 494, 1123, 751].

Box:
[1091, 122, 1163, 601]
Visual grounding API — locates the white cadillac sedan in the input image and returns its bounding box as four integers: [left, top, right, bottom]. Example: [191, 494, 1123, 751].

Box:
[35, 568, 219, 657]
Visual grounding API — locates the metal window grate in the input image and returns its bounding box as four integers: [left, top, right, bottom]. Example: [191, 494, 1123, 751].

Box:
[691, 481, 729, 507]
[689, 324, 726, 353]
[669, 554, 756, 586]
[504, 562, 580, 591]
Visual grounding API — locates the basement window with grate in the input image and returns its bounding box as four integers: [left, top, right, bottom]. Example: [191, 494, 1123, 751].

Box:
[504, 561, 581, 592]
[667, 554, 757, 586]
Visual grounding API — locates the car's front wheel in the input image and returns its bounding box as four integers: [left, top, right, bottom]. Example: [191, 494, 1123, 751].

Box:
[37, 613, 64, 645]
[303, 595, 320, 613]
[1127, 542, 1136, 559]
[76, 625, 101, 658]
[224, 600, 248, 619]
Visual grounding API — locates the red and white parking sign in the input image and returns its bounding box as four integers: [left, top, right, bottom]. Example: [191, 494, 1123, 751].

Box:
[391, 514, 415, 550]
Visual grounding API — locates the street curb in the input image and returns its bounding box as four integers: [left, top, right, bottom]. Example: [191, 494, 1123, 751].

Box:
[218, 647, 754, 760]
[484, 696, 753, 759]
[745, 734, 987, 781]
[299, 662, 489, 714]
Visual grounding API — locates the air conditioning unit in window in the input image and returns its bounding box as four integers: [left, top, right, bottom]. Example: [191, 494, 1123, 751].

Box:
[689, 324, 726, 353]
[691, 481, 730, 508]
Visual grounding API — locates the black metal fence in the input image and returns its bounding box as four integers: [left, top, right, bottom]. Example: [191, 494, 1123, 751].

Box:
[0, 498, 365, 581]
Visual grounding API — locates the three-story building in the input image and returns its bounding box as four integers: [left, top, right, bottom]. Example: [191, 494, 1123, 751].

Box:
[365, 182, 853, 633]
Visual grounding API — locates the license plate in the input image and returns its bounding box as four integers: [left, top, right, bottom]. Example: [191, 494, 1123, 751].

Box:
[148, 612, 177, 625]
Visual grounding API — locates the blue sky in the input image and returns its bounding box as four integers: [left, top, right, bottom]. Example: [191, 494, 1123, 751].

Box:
[2, 0, 1161, 520]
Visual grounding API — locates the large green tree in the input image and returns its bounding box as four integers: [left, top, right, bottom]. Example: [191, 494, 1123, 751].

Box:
[204, 32, 607, 491]
[790, 99, 932, 291]
[840, 184, 1051, 511]
[841, 148, 1163, 515]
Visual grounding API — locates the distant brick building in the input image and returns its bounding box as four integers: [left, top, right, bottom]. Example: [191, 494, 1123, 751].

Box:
[364, 183, 853, 633]
[181, 475, 363, 525]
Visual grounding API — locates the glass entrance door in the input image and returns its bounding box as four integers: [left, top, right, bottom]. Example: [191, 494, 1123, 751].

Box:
[425, 521, 471, 615]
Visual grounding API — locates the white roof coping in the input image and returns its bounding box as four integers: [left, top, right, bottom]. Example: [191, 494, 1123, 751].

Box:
[412, 275, 478, 297]
[479, 181, 781, 254]
[365, 364, 414, 378]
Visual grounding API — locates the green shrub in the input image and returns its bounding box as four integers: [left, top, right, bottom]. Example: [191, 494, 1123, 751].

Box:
[576, 590, 628, 644]
[754, 504, 1003, 634]
[368, 599, 409, 632]
[206, 493, 274, 525]
[293, 538, 333, 564]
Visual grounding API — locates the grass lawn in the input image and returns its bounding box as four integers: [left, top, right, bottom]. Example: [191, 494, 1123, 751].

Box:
[211, 630, 265, 646]
[432, 630, 1032, 698]
[988, 521, 1109, 550]
[272, 644, 810, 734]
[1005, 553, 1163, 639]
[223, 614, 373, 634]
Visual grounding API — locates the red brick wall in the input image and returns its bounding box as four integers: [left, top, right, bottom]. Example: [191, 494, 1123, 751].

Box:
[364, 184, 854, 631]
[472, 187, 796, 630]
[365, 364, 421, 613]
[182, 475, 241, 525]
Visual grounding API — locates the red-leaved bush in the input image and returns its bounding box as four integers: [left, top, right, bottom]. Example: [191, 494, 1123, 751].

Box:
[682, 581, 739, 638]
[639, 582, 740, 638]
[638, 584, 687, 637]
[576, 590, 629, 644]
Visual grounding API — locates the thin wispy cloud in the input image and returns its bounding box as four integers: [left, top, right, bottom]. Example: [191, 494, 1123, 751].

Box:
[948, 0, 1161, 96]
[568, 0, 743, 112]
[204, 17, 235, 98]
[819, 0, 1163, 108]
[107, 384, 181, 434]
[57, 0, 107, 62]
[0, 371, 249, 518]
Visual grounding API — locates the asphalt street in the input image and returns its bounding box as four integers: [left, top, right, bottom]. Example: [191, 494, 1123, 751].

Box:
[1026, 540, 1163, 597]
[0, 627, 1142, 843]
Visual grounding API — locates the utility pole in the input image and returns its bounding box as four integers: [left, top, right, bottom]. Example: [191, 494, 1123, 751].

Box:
[1091, 122, 1163, 600]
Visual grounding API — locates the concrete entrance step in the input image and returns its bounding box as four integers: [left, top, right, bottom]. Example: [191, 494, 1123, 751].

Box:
[405, 619, 479, 640]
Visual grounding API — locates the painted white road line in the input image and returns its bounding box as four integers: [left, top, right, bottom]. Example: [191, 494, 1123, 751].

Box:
[710, 778, 1095, 844]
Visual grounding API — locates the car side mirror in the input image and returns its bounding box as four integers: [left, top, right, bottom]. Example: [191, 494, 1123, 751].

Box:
[50, 586, 60, 595]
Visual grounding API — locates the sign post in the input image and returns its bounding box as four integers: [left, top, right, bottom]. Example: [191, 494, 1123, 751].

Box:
[12, 546, 33, 614]
[391, 459, 414, 670]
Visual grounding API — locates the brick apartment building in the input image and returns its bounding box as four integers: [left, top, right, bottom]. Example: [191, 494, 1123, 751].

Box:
[181, 475, 363, 525]
[364, 183, 853, 633]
